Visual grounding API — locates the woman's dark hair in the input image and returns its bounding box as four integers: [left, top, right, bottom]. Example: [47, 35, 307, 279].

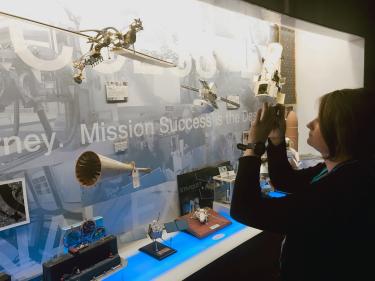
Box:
[318, 88, 375, 160]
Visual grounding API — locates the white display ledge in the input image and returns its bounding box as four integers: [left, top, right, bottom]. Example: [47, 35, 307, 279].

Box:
[115, 225, 262, 281]
[155, 226, 262, 281]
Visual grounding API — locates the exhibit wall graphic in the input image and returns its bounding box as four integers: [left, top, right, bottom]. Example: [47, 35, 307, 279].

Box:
[0, 1, 267, 278]
[0, 0, 363, 279]
[0, 178, 29, 232]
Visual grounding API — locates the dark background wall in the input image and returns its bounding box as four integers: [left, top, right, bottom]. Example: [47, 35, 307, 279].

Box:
[243, 0, 375, 89]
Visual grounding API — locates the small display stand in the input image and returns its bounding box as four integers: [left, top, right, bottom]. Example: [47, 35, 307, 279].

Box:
[179, 208, 231, 238]
[212, 168, 236, 204]
[139, 241, 177, 260]
[138, 218, 187, 260]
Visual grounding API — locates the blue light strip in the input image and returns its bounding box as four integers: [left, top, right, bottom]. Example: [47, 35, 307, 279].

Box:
[104, 213, 247, 281]
[268, 190, 287, 198]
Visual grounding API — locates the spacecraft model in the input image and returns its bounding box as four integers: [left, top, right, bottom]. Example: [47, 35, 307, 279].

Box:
[63, 219, 106, 253]
[179, 207, 231, 238]
[192, 207, 209, 224]
[75, 151, 151, 188]
[0, 11, 176, 84]
[253, 42, 286, 104]
[181, 79, 240, 112]
[139, 214, 188, 260]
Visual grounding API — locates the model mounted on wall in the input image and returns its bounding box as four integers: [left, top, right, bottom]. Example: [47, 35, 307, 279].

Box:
[72, 18, 144, 83]
[75, 151, 151, 188]
[253, 42, 286, 104]
[0, 11, 176, 84]
[181, 79, 240, 113]
[72, 18, 177, 83]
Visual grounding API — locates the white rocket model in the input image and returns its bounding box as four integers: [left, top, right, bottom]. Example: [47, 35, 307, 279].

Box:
[253, 42, 286, 104]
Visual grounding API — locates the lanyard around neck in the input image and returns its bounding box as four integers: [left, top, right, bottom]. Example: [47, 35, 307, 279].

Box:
[310, 159, 358, 184]
[310, 167, 328, 183]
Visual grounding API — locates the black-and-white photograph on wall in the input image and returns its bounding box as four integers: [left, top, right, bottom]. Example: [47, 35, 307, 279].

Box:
[0, 178, 30, 231]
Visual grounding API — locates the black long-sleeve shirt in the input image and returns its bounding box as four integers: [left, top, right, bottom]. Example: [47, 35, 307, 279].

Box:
[230, 141, 375, 281]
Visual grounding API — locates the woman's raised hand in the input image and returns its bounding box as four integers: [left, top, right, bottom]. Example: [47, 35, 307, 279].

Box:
[248, 102, 277, 144]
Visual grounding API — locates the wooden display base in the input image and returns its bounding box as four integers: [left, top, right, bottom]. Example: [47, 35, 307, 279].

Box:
[179, 209, 231, 238]
[139, 241, 176, 260]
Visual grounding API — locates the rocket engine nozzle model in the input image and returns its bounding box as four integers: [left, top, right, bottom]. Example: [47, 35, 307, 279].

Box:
[75, 151, 151, 187]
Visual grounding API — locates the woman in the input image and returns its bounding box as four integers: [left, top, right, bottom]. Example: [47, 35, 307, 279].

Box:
[230, 89, 375, 281]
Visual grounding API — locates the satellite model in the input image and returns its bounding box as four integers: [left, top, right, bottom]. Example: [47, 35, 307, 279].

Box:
[179, 207, 231, 238]
[181, 79, 240, 113]
[75, 151, 151, 188]
[139, 214, 188, 260]
[72, 18, 177, 83]
[72, 19, 144, 83]
[63, 219, 106, 254]
[192, 207, 209, 224]
[0, 11, 176, 84]
[253, 42, 286, 104]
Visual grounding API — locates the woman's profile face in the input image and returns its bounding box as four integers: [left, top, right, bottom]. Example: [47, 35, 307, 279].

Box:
[306, 118, 329, 157]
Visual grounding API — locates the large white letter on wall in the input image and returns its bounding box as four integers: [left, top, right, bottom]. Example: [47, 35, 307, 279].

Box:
[9, 22, 73, 71]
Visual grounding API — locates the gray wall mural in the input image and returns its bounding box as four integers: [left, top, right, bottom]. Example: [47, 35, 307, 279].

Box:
[0, 0, 294, 279]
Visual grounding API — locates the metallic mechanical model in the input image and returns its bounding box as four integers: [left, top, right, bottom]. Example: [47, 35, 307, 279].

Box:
[139, 214, 188, 260]
[181, 79, 240, 113]
[147, 218, 165, 246]
[192, 207, 209, 224]
[253, 42, 286, 103]
[63, 219, 106, 253]
[75, 151, 151, 188]
[0, 11, 176, 84]
[72, 19, 145, 83]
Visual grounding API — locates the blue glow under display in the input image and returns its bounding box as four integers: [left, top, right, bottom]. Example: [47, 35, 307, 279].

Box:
[104, 213, 247, 281]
